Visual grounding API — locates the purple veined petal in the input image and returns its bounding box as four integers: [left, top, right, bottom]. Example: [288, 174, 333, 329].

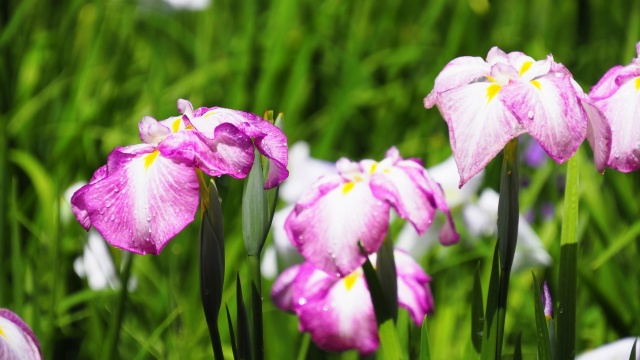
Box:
[177, 98, 194, 119]
[72, 165, 109, 230]
[501, 73, 587, 163]
[583, 98, 612, 173]
[0, 309, 42, 360]
[189, 107, 289, 188]
[589, 65, 630, 100]
[437, 81, 526, 187]
[271, 264, 304, 313]
[285, 178, 390, 276]
[486, 46, 509, 65]
[71, 146, 200, 255]
[424, 56, 491, 108]
[421, 169, 459, 245]
[394, 251, 434, 325]
[158, 123, 254, 178]
[593, 74, 640, 171]
[370, 159, 438, 235]
[507, 52, 551, 80]
[292, 264, 379, 355]
[139, 116, 171, 145]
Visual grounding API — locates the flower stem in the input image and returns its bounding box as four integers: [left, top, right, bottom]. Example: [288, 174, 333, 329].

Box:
[556, 153, 579, 359]
[496, 137, 520, 358]
[248, 254, 264, 360]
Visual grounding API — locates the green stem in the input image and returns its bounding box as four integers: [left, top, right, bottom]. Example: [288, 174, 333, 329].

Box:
[556, 154, 579, 359]
[248, 255, 264, 360]
[496, 138, 520, 358]
[103, 253, 134, 360]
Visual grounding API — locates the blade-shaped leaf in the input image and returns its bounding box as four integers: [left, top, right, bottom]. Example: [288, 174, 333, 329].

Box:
[376, 236, 398, 322]
[481, 244, 501, 360]
[243, 149, 269, 257]
[630, 338, 637, 360]
[225, 304, 239, 360]
[236, 274, 252, 360]
[420, 317, 431, 360]
[471, 262, 484, 354]
[513, 332, 522, 360]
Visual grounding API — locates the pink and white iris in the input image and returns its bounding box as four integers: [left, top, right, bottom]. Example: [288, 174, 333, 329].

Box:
[271, 250, 433, 355]
[285, 147, 458, 276]
[71, 99, 288, 255]
[425, 47, 597, 186]
[589, 43, 640, 172]
[0, 309, 42, 360]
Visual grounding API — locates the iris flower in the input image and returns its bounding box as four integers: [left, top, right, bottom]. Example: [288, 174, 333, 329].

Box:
[72, 99, 288, 255]
[285, 147, 458, 276]
[425, 47, 606, 186]
[589, 43, 640, 172]
[271, 250, 433, 355]
[0, 309, 42, 360]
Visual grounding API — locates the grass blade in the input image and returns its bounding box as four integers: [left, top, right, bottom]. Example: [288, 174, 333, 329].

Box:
[420, 317, 431, 360]
[471, 262, 484, 354]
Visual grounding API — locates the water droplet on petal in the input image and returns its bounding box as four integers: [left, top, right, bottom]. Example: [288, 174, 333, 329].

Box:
[527, 110, 534, 119]
[298, 298, 307, 306]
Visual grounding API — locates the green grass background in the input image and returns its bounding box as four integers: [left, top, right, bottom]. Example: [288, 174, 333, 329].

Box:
[1, 0, 639, 358]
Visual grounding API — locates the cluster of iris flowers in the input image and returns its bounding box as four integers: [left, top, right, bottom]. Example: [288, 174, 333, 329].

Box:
[4, 43, 640, 359]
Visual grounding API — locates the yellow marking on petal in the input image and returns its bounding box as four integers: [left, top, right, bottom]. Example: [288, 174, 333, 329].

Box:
[143, 150, 160, 170]
[185, 124, 194, 130]
[486, 83, 502, 103]
[486, 75, 496, 83]
[519, 61, 533, 76]
[635, 76, 640, 91]
[344, 272, 359, 290]
[354, 175, 363, 182]
[204, 110, 216, 118]
[370, 163, 378, 174]
[171, 118, 182, 132]
[0, 325, 5, 338]
[531, 80, 541, 90]
[343, 182, 355, 194]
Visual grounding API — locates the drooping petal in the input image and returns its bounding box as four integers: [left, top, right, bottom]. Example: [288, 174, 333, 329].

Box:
[72, 165, 108, 230]
[583, 98, 612, 173]
[73, 229, 121, 291]
[424, 56, 491, 108]
[189, 107, 289, 188]
[285, 177, 390, 276]
[394, 251, 434, 325]
[438, 81, 525, 186]
[71, 146, 200, 255]
[427, 156, 484, 208]
[592, 74, 640, 171]
[589, 65, 631, 100]
[0, 309, 42, 360]
[158, 123, 254, 178]
[177, 98, 194, 119]
[501, 74, 587, 163]
[292, 265, 379, 355]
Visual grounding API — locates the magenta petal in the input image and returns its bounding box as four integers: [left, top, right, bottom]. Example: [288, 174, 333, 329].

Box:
[292, 265, 379, 355]
[589, 65, 631, 100]
[594, 74, 640, 171]
[425, 56, 491, 108]
[370, 159, 437, 234]
[71, 146, 200, 255]
[271, 264, 303, 312]
[158, 124, 254, 178]
[501, 75, 587, 163]
[0, 309, 42, 360]
[582, 98, 612, 173]
[285, 177, 390, 276]
[438, 82, 525, 186]
[72, 164, 108, 230]
[394, 251, 434, 325]
[139, 116, 171, 145]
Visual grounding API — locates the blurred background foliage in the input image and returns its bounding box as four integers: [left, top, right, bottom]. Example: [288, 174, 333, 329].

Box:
[1, 0, 639, 358]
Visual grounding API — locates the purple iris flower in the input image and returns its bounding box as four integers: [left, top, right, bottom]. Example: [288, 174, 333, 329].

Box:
[589, 43, 640, 172]
[284, 147, 458, 276]
[71, 99, 288, 255]
[0, 309, 42, 360]
[271, 250, 433, 355]
[425, 47, 609, 186]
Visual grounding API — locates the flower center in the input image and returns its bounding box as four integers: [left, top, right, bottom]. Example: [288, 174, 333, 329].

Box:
[486, 83, 502, 103]
[143, 150, 160, 170]
[343, 272, 359, 290]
